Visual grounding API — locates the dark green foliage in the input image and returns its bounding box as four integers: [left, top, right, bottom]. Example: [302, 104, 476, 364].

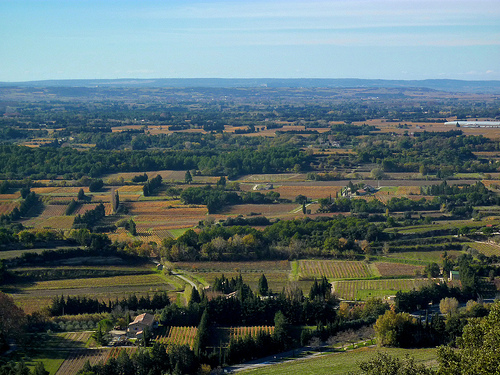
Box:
[163, 215, 381, 261]
[395, 283, 462, 313]
[273, 311, 291, 350]
[458, 254, 479, 297]
[32, 362, 49, 375]
[65, 199, 78, 215]
[356, 132, 498, 174]
[77, 188, 86, 200]
[424, 263, 441, 278]
[73, 203, 105, 230]
[76, 343, 197, 375]
[0, 145, 310, 180]
[258, 274, 268, 296]
[0, 261, 5, 285]
[88, 179, 104, 192]
[124, 219, 136, 236]
[0, 180, 9, 194]
[216, 176, 226, 188]
[295, 195, 308, 204]
[142, 175, 162, 196]
[181, 186, 241, 213]
[185, 170, 192, 184]
[48, 292, 170, 316]
[189, 288, 201, 305]
[226, 331, 276, 365]
[193, 309, 209, 356]
[20, 187, 30, 199]
[221, 216, 271, 227]
[309, 277, 332, 300]
[132, 173, 148, 183]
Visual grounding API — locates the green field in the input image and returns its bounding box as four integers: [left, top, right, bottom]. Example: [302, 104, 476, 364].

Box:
[240, 347, 438, 375]
[298, 260, 372, 280]
[385, 250, 464, 263]
[467, 241, 500, 256]
[333, 279, 432, 300]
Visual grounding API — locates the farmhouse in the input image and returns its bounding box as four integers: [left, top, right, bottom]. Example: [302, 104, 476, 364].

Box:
[127, 312, 155, 338]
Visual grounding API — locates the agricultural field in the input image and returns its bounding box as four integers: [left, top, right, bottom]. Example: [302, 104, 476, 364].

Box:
[333, 279, 432, 301]
[22, 215, 75, 230]
[239, 347, 438, 375]
[4, 264, 178, 314]
[0, 201, 19, 215]
[467, 241, 500, 256]
[39, 204, 68, 217]
[174, 261, 293, 294]
[220, 203, 299, 218]
[374, 262, 425, 277]
[239, 174, 306, 183]
[297, 260, 373, 280]
[0, 248, 51, 260]
[192, 271, 298, 296]
[272, 185, 342, 201]
[385, 250, 464, 264]
[55, 349, 109, 375]
[156, 326, 198, 350]
[174, 261, 290, 273]
[104, 347, 138, 362]
[16, 273, 168, 291]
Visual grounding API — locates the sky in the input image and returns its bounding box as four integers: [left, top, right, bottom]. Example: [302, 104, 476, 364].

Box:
[0, 0, 499, 81]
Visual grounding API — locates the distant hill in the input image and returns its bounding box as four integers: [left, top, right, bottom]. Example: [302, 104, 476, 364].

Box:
[1, 78, 499, 93]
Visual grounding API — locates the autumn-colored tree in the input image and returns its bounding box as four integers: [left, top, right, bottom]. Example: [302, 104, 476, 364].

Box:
[439, 297, 459, 316]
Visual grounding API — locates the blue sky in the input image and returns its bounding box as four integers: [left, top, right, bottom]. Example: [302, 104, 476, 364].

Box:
[0, 0, 499, 81]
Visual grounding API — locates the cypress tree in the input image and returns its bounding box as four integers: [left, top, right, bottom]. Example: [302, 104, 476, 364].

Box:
[258, 274, 269, 296]
[193, 309, 209, 357]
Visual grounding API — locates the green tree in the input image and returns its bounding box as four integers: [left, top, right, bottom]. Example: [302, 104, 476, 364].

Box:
[424, 263, 440, 278]
[216, 176, 226, 188]
[193, 309, 209, 357]
[92, 326, 107, 346]
[185, 170, 193, 184]
[189, 287, 201, 305]
[258, 274, 269, 296]
[458, 254, 478, 296]
[295, 195, 308, 204]
[437, 301, 500, 374]
[13, 361, 30, 375]
[126, 219, 137, 236]
[140, 326, 152, 347]
[77, 188, 85, 200]
[374, 309, 417, 347]
[33, 362, 49, 375]
[273, 311, 290, 350]
[88, 179, 104, 192]
[20, 187, 31, 199]
[116, 350, 135, 375]
[441, 251, 454, 278]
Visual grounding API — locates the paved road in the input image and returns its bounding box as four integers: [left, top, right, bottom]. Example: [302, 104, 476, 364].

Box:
[171, 271, 198, 290]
